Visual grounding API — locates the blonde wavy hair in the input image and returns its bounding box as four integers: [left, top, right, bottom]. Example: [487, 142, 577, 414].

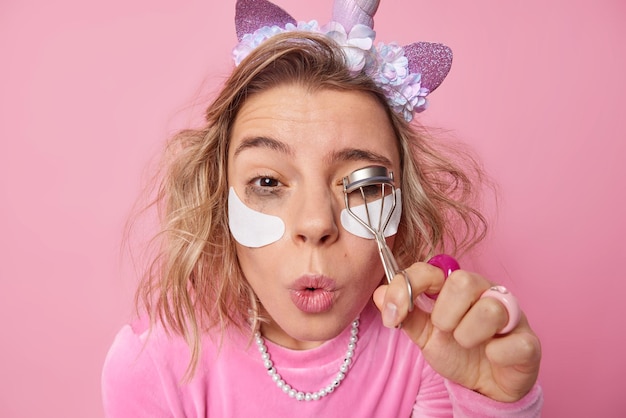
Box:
[134, 32, 488, 373]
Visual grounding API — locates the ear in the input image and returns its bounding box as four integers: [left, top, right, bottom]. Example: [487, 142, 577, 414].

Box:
[235, 0, 297, 41]
[403, 42, 453, 92]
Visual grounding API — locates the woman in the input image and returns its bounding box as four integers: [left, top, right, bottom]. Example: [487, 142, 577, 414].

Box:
[102, 1, 542, 416]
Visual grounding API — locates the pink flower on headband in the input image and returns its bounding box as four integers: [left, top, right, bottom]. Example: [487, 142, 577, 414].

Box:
[373, 43, 408, 84]
[384, 73, 429, 120]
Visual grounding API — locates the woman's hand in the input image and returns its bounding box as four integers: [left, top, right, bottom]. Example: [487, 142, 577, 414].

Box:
[372, 262, 542, 402]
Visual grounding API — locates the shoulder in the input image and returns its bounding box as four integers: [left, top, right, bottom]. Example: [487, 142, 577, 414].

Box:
[101, 320, 194, 417]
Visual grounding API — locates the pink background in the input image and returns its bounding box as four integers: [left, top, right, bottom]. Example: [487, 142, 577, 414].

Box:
[1, 0, 625, 416]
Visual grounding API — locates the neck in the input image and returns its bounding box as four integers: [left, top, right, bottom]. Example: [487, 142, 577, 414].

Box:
[260, 322, 327, 350]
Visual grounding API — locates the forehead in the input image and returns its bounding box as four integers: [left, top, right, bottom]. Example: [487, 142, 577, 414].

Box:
[229, 84, 400, 166]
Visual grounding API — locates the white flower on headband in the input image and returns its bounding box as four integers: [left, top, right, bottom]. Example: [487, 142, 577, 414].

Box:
[232, 20, 429, 121]
[322, 22, 375, 73]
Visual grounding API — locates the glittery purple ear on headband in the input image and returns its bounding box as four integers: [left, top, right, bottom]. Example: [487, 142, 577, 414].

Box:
[404, 42, 452, 94]
[235, 0, 296, 41]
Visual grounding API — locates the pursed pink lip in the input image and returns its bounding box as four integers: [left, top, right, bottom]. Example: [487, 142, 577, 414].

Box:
[289, 275, 337, 314]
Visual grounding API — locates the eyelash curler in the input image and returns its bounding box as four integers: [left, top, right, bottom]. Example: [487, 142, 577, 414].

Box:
[343, 166, 414, 311]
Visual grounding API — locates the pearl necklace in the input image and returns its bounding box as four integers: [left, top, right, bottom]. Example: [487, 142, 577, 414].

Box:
[254, 317, 360, 401]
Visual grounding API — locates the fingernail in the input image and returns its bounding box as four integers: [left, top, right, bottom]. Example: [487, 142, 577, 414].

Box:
[383, 302, 399, 328]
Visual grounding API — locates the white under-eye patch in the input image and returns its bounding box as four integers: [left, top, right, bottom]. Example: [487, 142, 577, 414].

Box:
[340, 189, 402, 239]
[228, 187, 285, 248]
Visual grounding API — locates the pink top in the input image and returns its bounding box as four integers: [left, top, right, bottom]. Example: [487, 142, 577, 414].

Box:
[102, 303, 542, 417]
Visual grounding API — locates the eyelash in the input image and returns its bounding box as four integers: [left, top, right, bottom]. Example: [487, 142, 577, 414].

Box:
[358, 184, 384, 198]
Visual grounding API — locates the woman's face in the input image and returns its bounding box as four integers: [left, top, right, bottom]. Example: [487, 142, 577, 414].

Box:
[227, 84, 401, 349]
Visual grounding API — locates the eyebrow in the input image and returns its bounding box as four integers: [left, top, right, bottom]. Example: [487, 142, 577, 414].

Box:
[234, 136, 294, 157]
[233, 136, 393, 167]
[328, 148, 393, 167]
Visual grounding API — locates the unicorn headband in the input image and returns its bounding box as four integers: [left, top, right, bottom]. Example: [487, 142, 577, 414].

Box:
[233, 0, 452, 122]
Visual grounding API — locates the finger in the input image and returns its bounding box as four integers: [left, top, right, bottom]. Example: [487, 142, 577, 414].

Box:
[375, 263, 445, 328]
[429, 269, 490, 332]
[483, 324, 542, 401]
[409, 262, 448, 297]
[485, 319, 541, 369]
[374, 278, 407, 328]
[372, 285, 398, 327]
[373, 284, 433, 345]
[480, 286, 522, 334]
[452, 295, 510, 348]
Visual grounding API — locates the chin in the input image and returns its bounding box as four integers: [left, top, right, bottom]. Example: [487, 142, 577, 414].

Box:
[260, 303, 359, 348]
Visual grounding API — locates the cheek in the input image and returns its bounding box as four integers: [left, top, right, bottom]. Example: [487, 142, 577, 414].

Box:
[343, 235, 389, 277]
[235, 240, 276, 265]
[235, 244, 279, 290]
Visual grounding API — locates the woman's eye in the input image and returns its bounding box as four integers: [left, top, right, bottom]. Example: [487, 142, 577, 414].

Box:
[247, 175, 284, 198]
[253, 177, 281, 188]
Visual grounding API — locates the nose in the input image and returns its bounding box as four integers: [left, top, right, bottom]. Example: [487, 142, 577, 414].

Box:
[290, 185, 339, 246]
